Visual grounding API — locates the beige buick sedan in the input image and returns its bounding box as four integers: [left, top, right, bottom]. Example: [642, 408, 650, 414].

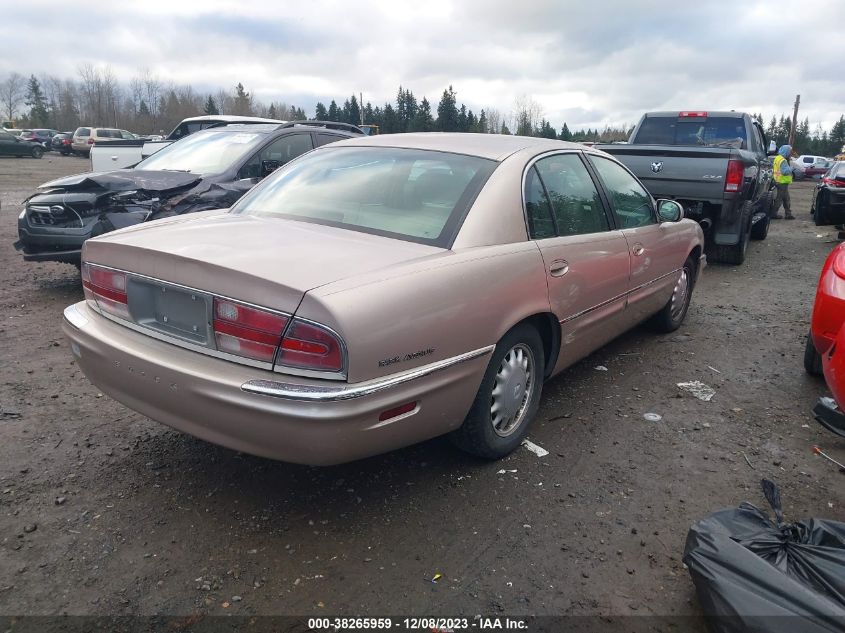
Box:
[62, 133, 705, 465]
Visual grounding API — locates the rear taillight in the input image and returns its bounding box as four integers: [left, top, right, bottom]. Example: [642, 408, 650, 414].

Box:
[277, 320, 345, 372]
[824, 177, 845, 187]
[81, 263, 130, 320]
[87, 138, 94, 144]
[724, 160, 744, 192]
[213, 298, 288, 363]
[832, 248, 845, 280]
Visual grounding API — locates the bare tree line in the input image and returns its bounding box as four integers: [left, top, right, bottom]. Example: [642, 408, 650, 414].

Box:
[1, 66, 306, 135]
[1, 67, 635, 142]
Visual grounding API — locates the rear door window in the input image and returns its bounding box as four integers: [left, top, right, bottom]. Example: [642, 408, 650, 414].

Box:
[534, 153, 609, 236]
[239, 134, 314, 179]
[524, 166, 556, 239]
[316, 133, 345, 147]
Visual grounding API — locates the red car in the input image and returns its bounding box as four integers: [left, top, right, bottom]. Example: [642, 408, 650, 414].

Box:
[806, 242, 845, 435]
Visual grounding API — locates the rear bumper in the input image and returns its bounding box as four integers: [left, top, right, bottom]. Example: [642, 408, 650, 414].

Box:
[62, 302, 489, 465]
[813, 397, 845, 439]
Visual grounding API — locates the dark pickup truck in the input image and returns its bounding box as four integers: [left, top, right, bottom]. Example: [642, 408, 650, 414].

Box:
[596, 111, 775, 264]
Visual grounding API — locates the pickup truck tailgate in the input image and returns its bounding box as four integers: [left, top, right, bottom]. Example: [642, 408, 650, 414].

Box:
[599, 145, 734, 204]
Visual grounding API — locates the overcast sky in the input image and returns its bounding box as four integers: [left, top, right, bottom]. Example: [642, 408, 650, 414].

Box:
[3, 0, 844, 130]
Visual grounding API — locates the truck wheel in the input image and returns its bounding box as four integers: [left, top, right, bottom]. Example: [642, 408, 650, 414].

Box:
[649, 255, 696, 333]
[449, 324, 545, 459]
[709, 202, 751, 265]
[750, 213, 769, 240]
[759, 189, 775, 217]
[804, 331, 823, 376]
[813, 195, 829, 226]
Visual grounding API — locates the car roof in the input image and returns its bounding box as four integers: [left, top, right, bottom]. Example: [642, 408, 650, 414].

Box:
[179, 115, 286, 124]
[327, 132, 587, 161]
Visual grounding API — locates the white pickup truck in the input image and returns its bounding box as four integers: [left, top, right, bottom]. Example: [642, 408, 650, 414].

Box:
[90, 115, 284, 171]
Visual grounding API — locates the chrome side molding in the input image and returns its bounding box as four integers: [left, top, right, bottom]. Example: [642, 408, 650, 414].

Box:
[242, 345, 495, 402]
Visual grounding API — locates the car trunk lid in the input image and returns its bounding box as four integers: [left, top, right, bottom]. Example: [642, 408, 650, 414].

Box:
[82, 212, 445, 316]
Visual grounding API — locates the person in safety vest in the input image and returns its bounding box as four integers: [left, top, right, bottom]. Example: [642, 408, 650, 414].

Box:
[771, 144, 795, 220]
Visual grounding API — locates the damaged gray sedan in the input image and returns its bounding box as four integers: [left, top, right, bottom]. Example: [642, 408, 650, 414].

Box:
[14, 122, 362, 265]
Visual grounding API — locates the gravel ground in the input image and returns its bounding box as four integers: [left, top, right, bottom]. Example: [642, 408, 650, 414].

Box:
[1, 154, 843, 622]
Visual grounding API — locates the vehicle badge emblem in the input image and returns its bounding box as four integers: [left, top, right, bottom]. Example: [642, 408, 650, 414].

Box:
[651, 161, 663, 173]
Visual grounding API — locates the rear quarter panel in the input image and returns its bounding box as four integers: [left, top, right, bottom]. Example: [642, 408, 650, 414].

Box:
[302, 242, 550, 383]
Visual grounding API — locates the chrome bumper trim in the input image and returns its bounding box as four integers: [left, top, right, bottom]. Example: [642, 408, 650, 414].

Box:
[241, 345, 495, 402]
[63, 303, 89, 329]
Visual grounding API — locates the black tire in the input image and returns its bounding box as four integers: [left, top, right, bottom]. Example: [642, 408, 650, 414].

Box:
[649, 255, 696, 333]
[759, 189, 775, 217]
[813, 194, 830, 226]
[30, 145, 43, 159]
[449, 323, 545, 459]
[750, 213, 769, 240]
[804, 332, 823, 376]
[709, 202, 752, 265]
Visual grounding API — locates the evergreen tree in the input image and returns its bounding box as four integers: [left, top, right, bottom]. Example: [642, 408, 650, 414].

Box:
[314, 102, 328, 120]
[476, 109, 487, 134]
[457, 104, 468, 132]
[203, 95, 219, 115]
[25, 75, 48, 127]
[348, 94, 361, 126]
[538, 119, 556, 139]
[559, 122, 572, 141]
[233, 83, 252, 115]
[139, 100, 150, 116]
[436, 85, 459, 132]
[363, 102, 375, 125]
[382, 103, 398, 133]
[830, 115, 845, 153]
[267, 103, 277, 119]
[466, 110, 476, 133]
[327, 100, 340, 122]
[500, 122, 511, 135]
[410, 97, 434, 132]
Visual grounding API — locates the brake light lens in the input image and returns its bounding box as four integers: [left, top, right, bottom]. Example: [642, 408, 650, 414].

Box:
[832, 248, 845, 280]
[725, 160, 744, 192]
[679, 111, 708, 118]
[81, 263, 130, 320]
[824, 177, 845, 187]
[277, 320, 344, 372]
[87, 138, 94, 144]
[213, 298, 288, 363]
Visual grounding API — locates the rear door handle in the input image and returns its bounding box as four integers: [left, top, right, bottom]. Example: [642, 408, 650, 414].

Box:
[549, 260, 570, 277]
[632, 244, 645, 256]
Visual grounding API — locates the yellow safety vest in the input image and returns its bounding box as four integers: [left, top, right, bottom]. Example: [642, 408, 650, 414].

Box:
[773, 155, 792, 185]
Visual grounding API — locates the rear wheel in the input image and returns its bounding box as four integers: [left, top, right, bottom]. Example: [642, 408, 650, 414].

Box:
[750, 213, 769, 240]
[30, 145, 43, 159]
[804, 332, 823, 376]
[813, 193, 830, 226]
[649, 255, 695, 333]
[449, 324, 545, 459]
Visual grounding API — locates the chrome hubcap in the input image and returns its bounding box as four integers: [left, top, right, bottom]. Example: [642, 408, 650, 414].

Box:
[490, 343, 535, 437]
[670, 268, 690, 321]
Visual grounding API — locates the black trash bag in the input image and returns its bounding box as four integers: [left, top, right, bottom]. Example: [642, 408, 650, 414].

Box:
[683, 479, 845, 633]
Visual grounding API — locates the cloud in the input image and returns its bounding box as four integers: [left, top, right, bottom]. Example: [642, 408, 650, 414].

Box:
[0, 0, 843, 130]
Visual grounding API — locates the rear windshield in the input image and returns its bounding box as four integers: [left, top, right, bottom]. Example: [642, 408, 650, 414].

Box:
[633, 116, 747, 149]
[76, 128, 90, 136]
[232, 147, 496, 247]
[832, 163, 845, 179]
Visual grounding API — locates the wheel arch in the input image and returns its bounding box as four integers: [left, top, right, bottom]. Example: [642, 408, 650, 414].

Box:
[509, 312, 561, 379]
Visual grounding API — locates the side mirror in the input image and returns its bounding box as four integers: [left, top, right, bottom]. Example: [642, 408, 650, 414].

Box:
[261, 159, 281, 177]
[657, 199, 684, 222]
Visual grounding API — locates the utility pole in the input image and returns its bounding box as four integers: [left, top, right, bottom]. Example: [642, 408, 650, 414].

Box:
[360, 92, 364, 126]
[788, 94, 800, 148]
